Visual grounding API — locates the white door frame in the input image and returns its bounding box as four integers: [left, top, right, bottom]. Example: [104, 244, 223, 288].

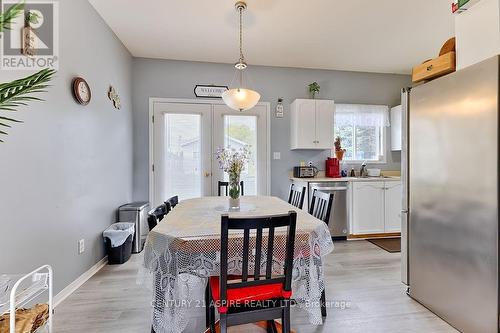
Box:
[149, 97, 271, 206]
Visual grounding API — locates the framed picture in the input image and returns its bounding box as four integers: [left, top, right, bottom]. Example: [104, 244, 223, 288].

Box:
[194, 85, 229, 98]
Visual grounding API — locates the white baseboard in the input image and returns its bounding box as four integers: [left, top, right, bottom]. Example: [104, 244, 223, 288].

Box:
[54, 256, 108, 308]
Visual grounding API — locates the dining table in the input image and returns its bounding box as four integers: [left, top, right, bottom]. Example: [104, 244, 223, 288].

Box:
[143, 196, 334, 333]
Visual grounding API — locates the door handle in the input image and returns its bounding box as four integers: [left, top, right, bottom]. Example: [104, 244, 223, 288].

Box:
[312, 187, 348, 191]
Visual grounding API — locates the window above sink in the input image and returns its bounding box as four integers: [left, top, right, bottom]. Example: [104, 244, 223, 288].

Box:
[334, 104, 389, 163]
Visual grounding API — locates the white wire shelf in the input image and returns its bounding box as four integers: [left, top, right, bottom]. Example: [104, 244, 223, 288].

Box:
[0, 273, 49, 316]
[0, 265, 53, 333]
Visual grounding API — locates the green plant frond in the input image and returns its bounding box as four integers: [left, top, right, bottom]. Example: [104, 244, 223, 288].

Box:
[0, 107, 19, 112]
[0, 69, 55, 106]
[0, 1, 24, 33]
[0, 115, 22, 123]
[0, 68, 55, 142]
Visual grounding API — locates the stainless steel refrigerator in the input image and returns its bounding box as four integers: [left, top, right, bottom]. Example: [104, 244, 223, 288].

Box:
[401, 55, 499, 333]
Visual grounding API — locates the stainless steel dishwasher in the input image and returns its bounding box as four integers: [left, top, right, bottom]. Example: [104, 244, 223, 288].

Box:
[308, 182, 348, 240]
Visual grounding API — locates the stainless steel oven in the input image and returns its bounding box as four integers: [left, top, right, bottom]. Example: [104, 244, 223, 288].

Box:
[308, 182, 348, 240]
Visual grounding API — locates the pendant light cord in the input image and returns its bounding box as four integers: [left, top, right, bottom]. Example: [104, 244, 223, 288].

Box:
[239, 5, 244, 88]
[239, 6, 244, 65]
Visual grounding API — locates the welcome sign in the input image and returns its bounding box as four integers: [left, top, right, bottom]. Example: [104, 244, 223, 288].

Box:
[194, 85, 228, 98]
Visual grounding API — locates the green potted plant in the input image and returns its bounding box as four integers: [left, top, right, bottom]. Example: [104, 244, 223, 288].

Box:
[308, 82, 320, 99]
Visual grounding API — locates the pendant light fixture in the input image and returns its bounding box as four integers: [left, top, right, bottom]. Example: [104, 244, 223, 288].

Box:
[222, 1, 261, 112]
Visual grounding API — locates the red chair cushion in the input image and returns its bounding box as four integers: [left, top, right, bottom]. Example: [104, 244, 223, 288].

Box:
[209, 276, 292, 314]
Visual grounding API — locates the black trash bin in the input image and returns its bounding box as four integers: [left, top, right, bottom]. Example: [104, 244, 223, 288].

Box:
[103, 223, 135, 264]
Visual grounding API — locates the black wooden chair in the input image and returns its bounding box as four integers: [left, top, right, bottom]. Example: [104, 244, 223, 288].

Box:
[218, 181, 244, 196]
[165, 195, 179, 209]
[288, 184, 306, 209]
[309, 189, 334, 224]
[309, 189, 334, 318]
[147, 202, 170, 231]
[207, 211, 297, 333]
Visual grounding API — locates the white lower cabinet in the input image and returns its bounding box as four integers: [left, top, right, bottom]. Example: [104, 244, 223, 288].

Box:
[351, 180, 402, 235]
[384, 181, 403, 232]
[351, 182, 386, 234]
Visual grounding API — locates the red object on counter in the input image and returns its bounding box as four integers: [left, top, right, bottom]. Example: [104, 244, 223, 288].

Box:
[325, 158, 340, 178]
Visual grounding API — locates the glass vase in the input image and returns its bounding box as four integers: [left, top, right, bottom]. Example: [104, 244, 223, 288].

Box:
[228, 172, 241, 210]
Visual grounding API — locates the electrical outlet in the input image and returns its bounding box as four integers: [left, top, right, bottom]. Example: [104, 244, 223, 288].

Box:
[273, 152, 281, 160]
[78, 239, 85, 254]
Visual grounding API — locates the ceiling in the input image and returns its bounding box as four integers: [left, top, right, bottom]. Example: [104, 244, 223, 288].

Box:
[89, 0, 455, 74]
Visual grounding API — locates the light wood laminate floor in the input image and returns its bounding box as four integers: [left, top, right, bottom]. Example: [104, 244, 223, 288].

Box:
[54, 240, 458, 333]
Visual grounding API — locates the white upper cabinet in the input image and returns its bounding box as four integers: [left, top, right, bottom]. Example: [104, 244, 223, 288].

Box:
[390, 105, 402, 151]
[290, 99, 334, 150]
[291, 99, 316, 148]
[315, 100, 335, 147]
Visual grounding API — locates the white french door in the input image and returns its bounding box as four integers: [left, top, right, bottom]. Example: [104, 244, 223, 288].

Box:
[212, 104, 268, 196]
[152, 102, 212, 207]
[150, 100, 269, 207]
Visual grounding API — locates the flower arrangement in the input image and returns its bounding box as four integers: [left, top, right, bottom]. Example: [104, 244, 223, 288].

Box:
[334, 137, 346, 160]
[216, 146, 250, 207]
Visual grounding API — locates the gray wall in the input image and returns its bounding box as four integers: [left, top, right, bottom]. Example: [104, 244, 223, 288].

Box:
[0, 0, 133, 294]
[132, 59, 411, 201]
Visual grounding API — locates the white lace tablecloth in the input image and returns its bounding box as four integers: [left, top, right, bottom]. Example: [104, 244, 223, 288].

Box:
[143, 196, 334, 333]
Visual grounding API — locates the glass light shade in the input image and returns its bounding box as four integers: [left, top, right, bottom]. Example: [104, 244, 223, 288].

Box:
[222, 88, 261, 112]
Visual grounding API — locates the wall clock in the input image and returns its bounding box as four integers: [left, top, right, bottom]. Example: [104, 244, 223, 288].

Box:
[72, 77, 91, 105]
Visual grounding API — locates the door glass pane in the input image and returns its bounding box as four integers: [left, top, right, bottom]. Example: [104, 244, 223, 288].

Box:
[223, 115, 257, 195]
[164, 113, 201, 200]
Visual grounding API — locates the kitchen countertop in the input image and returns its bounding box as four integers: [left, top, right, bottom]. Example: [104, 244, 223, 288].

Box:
[290, 176, 401, 183]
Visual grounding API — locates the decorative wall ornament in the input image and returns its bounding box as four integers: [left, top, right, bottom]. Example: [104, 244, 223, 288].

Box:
[275, 97, 284, 118]
[108, 86, 121, 110]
